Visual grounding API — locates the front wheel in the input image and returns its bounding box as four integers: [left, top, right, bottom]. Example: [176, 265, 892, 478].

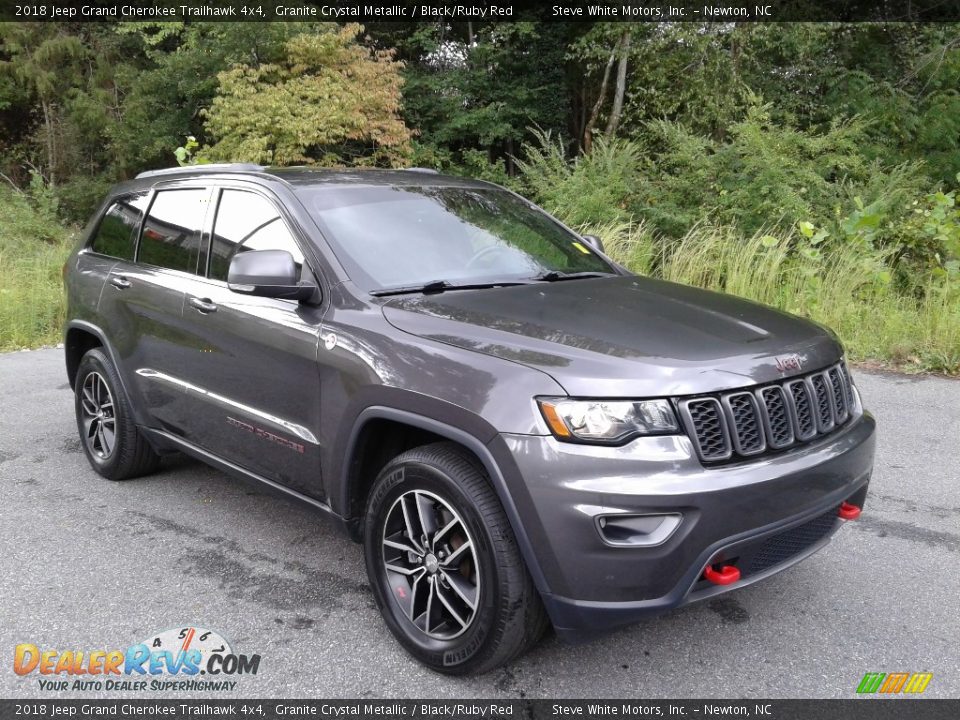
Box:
[363, 442, 547, 675]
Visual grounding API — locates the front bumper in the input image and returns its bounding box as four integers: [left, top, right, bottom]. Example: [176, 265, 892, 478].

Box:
[492, 411, 876, 637]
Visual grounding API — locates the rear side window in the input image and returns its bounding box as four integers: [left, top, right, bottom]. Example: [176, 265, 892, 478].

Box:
[209, 189, 303, 282]
[138, 189, 209, 273]
[90, 193, 149, 261]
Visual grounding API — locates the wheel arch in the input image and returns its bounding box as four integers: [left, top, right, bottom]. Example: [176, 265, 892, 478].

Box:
[64, 320, 151, 429]
[65, 322, 105, 389]
[338, 406, 551, 595]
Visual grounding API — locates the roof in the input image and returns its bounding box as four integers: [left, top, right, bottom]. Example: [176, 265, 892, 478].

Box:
[132, 164, 491, 190]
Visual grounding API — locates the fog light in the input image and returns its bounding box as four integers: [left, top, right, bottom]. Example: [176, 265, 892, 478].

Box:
[596, 513, 682, 547]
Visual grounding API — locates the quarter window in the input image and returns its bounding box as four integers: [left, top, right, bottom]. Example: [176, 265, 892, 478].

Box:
[209, 190, 303, 282]
[90, 193, 149, 261]
[138, 189, 209, 273]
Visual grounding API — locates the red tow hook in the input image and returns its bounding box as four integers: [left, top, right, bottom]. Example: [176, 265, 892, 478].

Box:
[838, 501, 862, 520]
[703, 564, 740, 586]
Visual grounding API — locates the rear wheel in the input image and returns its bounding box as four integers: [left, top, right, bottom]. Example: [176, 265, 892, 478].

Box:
[74, 348, 160, 481]
[363, 442, 547, 674]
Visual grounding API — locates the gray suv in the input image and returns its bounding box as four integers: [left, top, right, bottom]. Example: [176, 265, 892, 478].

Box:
[64, 165, 876, 674]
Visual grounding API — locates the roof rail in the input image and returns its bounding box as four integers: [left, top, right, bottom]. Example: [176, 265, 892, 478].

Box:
[135, 163, 265, 180]
[405, 167, 440, 174]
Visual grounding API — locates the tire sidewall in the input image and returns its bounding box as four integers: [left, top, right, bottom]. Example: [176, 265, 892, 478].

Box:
[364, 459, 500, 674]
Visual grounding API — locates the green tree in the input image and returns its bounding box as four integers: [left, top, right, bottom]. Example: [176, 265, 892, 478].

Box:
[110, 22, 310, 175]
[383, 21, 574, 171]
[0, 23, 86, 184]
[203, 24, 411, 166]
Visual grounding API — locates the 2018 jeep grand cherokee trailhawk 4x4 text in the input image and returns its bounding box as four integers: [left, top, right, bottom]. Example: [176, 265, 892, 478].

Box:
[64, 165, 875, 674]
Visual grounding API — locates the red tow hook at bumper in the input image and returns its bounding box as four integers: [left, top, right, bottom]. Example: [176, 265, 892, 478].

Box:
[703, 564, 741, 586]
[838, 501, 862, 520]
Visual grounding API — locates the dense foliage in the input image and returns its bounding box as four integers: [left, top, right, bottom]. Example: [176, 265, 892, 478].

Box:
[1, 20, 958, 370]
[204, 25, 411, 165]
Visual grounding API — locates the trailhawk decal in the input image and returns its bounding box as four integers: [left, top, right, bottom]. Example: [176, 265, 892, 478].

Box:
[227, 416, 306, 454]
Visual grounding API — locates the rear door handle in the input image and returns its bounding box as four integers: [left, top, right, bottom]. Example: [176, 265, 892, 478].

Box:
[188, 297, 218, 314]
[109, 276, 131, 290]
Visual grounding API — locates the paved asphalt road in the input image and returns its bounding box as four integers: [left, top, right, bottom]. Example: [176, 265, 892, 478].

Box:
[1, 348, 958, 700]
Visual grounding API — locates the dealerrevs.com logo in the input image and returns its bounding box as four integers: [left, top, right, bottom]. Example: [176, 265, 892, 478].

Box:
[13, 627, 260, 692]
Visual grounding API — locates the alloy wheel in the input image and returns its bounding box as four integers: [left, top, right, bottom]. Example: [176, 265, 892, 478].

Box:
[80, 371, 116, 459]
[381, 490, 480, 640]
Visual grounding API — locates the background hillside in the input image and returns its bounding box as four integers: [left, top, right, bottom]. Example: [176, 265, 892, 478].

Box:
[1, 22, 957, 370]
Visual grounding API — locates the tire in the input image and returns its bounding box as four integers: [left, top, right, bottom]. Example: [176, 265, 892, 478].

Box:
[74, 347, 160, 481]
[363, 442, 548, 675]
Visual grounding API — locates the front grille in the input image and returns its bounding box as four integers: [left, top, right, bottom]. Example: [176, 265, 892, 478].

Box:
[839, 364, 855, 406]
[685, 398, 731, 461]
[810, 373, 834, 432]
[726, 392, 765, 455]
[758, 386, 793, 448]
[828, 367, 849, 423]
[787, 379, 817, 440]
[748, 509, 839, 575]
[679, 362, 856, 464]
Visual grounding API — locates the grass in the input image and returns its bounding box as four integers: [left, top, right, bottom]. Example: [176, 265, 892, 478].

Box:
[0, 188, 74, 351]
[588, 219, 960, 375]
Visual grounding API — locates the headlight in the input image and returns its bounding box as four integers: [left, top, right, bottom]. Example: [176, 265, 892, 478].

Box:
[537, 397, 680, 444]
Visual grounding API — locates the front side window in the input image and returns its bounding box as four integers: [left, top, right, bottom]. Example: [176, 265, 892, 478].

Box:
[90, 193, 149, 261]
[137, 189, 209, 273]
[209, 189, 303, 282]
[295, 185, 614, 292]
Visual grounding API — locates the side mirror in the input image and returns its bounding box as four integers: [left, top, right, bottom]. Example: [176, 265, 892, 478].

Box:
[227, 249, 316, 302]
[581, 234, 605, 253]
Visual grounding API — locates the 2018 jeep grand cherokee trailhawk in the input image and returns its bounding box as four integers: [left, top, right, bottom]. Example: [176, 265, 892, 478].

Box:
[64, 165, 875, 674]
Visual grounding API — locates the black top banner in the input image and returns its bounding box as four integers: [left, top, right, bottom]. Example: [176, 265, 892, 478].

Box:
[1, 700, 959, 720]
[4, 0, 960, 23]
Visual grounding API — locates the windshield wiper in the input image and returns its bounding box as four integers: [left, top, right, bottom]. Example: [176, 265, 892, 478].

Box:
[370, 270, 617, 296]
[532, 270, 617, 282]
[370, 279, 531, 297]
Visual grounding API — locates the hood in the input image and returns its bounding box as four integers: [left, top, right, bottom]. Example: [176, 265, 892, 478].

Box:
[381, 276, 843, 397]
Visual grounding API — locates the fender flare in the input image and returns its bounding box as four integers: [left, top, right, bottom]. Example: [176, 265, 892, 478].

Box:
[65, 320, 151, 428]
[340, 406, 551, 595]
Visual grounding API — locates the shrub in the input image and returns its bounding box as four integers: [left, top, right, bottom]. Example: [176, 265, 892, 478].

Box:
[634, 106, 928, 241]
[52, 174, 114, 225]
[514, 128, 641, 226]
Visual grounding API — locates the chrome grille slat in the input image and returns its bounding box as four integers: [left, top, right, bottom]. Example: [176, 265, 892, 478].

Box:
[680, 362, 855, 464]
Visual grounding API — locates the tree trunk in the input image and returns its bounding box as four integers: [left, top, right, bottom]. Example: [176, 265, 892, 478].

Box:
[583, 44, 617, 153]
[40, 98, 55, 186]
[604, 29, 631, 139]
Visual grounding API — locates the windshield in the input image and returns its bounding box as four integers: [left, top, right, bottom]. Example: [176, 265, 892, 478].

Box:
[295, 185, 615, 292]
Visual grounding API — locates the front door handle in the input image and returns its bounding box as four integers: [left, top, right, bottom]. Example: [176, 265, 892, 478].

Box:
[188, 297, 218, 314]
[109, 276, 131, 290]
